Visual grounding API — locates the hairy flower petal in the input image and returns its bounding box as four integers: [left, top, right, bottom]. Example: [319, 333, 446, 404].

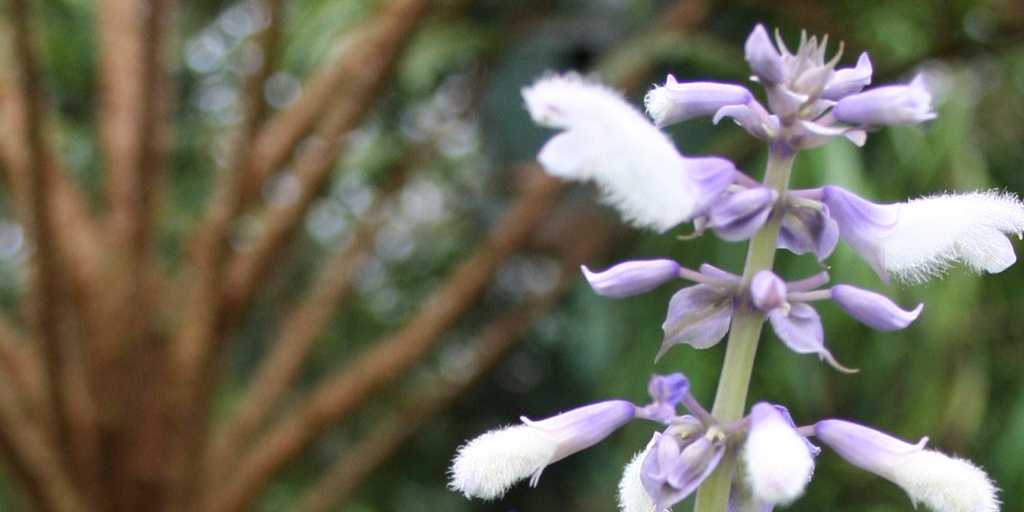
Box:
[881, 191, 1024, 283]
[450, 401, 635, 499]
[815, 420, 999, 512]
[744, 403, 814, 505]
[523, 74, 735, 232]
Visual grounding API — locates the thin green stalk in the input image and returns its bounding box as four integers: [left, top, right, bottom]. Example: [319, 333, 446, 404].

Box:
[692, 147, 795, 512]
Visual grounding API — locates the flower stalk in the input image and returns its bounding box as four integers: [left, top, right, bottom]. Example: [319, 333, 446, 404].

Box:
[693, 147, 795, 512]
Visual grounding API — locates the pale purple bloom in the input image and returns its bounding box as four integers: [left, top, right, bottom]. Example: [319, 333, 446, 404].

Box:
[819, 185, 899, 283]
[450, 400, 636, 499]
[814, 420, 999, 512]
[641, 431, 725, 511]
[778, 194, 840, 260]
[706, 187, 775, 241]
[833, 74, 936, 126]
[661, 284, 734, 358]
[645, 76, 753, 127]
[822, 52, 873, 100]
[743, 403, 814, 505]
[582, 260, 681, 298]
[830, 285, 922, 331]
[522, 74, 735, 232]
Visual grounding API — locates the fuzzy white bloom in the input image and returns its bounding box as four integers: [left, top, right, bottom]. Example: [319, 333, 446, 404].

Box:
[815, 419, 1000, 512]
[882, 191, 1024, 282]
[889, 450, 1000, 512]
[522, 74, 734, 232]
[618, 448, 666, 512]
[449, 425, 557, 500]
[743, 403, 814, 505]
[450, 400, 635, 500]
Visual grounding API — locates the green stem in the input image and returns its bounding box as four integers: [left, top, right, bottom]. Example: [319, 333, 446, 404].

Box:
[692, 147, 796, 512]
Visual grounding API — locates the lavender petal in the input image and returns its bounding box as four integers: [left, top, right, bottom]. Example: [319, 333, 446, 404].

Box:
[830, 284, 923, 331]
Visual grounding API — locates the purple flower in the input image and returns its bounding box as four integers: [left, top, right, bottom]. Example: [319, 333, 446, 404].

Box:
[645, 76, 753, 127]
[830, 284, 922, 331]
[582, 259, 681, 298]
[778, 195, 840, 260]
[706, 187, 775, 241]
[661, 283, 734, 358]
[814, 420, 999, 512]
[833, 74, 936, 126]
[450, 400, 636, 499]
[641, 431, 725, 511]
[638, 373, 691, 423]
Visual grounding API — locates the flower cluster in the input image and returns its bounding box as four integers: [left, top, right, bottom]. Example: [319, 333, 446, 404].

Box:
[450, 24, 1017, 512]
[451, 373, 998, 512]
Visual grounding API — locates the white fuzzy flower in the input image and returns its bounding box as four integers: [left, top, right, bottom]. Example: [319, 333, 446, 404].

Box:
[882, 191, 1024, 282]
[449, 425, 557, 500]
[743, 403, 814, 505]
[450, 400, 636, 500]
[522, 74, 735, 232]
[890, 450, 1000, 512]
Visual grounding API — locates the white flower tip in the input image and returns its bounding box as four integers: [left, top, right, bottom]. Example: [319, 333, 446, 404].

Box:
[449, 426, 557, 500]
[892, 450, 1000, 512]
[884, 191, 1024, 283]
[618, 449, 662, 512]
[744, 405, 815, 505]
[644, 85, 671, 126]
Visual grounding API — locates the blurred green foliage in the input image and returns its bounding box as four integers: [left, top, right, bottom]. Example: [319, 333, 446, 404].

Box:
[6, 0, 1024, 511]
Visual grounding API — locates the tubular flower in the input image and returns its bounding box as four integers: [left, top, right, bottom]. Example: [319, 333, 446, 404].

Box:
[644, 75, 753, 127]
[450, 400, 636, 499]
[582, 259, 682, 298]
[523, 73, 735, 232]
[815, 420, 999, 512]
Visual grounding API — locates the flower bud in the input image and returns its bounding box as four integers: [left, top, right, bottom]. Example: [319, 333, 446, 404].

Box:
[830, 284, 922, 331]
[744, 25, 786, 84]
[450, 400, 636, 499]
[743, 403, 814, 505]
[750, 270, 787, 311]
[822, 52, 873, 100]
[833, 74, 936, 126]
[582, 260, 681, 298]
